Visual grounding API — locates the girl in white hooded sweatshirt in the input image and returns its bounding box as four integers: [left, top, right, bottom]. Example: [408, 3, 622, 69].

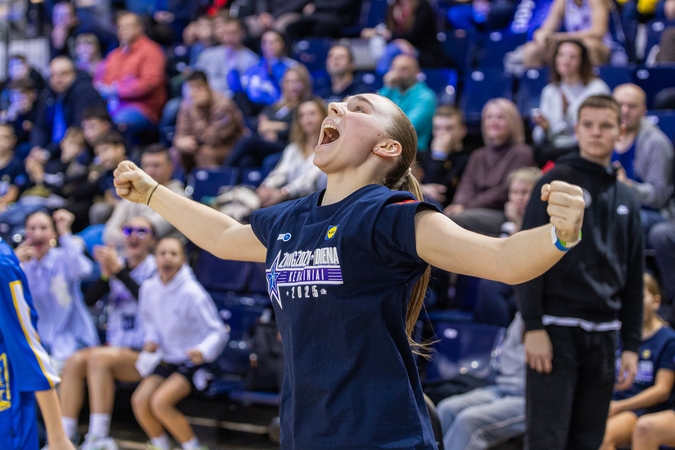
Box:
[132, 237, 227, 450]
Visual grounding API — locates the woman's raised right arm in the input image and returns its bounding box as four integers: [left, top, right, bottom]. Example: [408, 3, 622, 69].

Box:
[114, 161, 266, 262]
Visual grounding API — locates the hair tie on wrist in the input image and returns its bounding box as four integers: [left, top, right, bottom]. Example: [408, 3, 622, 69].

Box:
[147, 183, 159, 206]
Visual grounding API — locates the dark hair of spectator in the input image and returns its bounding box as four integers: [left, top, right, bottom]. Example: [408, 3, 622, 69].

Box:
[141, 143, 171, 161]
[9, 78, 36, 92]
[289, 97, 327, 150]
[577, 94, 621, 125]
[82, 106, 112, 123]
[551, 39, 595, 86]
[25, 209, 56, 230]
[434, 105, 465, 127]
[330, 43, 354, 64]
[94, 130, 126, 150]
[186, 70, 209, 84]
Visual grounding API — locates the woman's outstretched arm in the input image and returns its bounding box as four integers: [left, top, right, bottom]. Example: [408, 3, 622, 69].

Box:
[416, 180, 585, 285]
[114, 161, 266, 262]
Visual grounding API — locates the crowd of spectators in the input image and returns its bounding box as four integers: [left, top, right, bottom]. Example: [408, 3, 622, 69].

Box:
[3, 0, 675, 448]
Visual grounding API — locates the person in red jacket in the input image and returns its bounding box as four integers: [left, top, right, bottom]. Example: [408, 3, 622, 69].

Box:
[94, 12, 167, 138]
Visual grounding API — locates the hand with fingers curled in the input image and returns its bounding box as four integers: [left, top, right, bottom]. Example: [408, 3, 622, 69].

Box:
[113, 161, 159, 205]
[541, 180, 585, 245]
[524, 329, 553, 374]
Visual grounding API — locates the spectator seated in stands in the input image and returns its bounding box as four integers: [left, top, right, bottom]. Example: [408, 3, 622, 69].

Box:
[520, 0, 613, 68]
[2, 79, 38, 159]
[235, 30, 299, 118]
[81, 106, 114, 155]
[256, 98, 328, 207]
[532, 40, 610, 167]
[132, 237, 228, 450]
[89, 131, 126, 225]
[650, 222, 675, 327]
[418, 105, 472, 210]
[317, 44, 370, 105]
[379, 54, 437, 152]
[14, 209, 99, 372]
[0, 124, 28, 213]
[58, 216, 157, 450]
[31, 56, 106, 161]
[193, 14, 259, 98]
[473, 167, 542, 328]
[172, 70, 246, 172]
[445, 99, 536, 236]
[361, 0, 447, 71]
[612, 83, 674, 238]
[227, 65, 313, 169]
[182, 15, 215, 68]
[436, 313, 526, 450]
[236, 0, 309, 38]
[599, 273, 675, 450]
[284, 0, 362, 41]
[0, 54, 45, 107]
[74, 33, 105, 80]
[94, 12, 167, 139]
[22, 127, 93, 233]
[103, 144, 187, 250]
[50, 1, 80, 60]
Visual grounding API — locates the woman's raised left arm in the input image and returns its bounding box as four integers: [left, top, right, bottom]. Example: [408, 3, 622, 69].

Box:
[416, 181, 584, 284]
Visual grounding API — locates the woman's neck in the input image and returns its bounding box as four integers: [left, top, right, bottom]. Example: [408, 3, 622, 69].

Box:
[643, 315, 664, 339]
[304, 139, 317, 157]
[561, 74, 582, 85]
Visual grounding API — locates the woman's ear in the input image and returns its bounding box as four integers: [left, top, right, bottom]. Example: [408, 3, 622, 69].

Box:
[373, 139, 403, 159]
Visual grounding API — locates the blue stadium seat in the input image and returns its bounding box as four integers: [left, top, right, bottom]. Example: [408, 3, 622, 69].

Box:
[359, 71, 384, 91]
[291, 38, 332, 73]
[476, 31, 527, 69]
[460, 68, 514, 125]
[185, 167, 239, 204]
[424, 322, 506, 382]
[420, 68, 458, 104]
[239, 167, 270, 188]
[194, 249, 252, 293]
[439, 29, 475, 72]
[516, 67, 550, 117]
[647, 110, 675, 142]
[596, 65, 632, 91]
[632, 66, 675, 109]
[229, 390, 281, 406]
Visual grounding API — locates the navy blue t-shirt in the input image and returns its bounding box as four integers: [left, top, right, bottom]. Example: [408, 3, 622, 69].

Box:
[613, 326, 675, 414]
[250, 184, 437, 450]
[0, 156, 28, 197]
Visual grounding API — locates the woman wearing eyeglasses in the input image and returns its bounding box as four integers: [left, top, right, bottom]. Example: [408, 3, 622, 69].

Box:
[56, 217, 157, 449]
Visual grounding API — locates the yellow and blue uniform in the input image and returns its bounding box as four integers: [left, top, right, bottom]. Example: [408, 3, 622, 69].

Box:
[0, 238, 60, 450]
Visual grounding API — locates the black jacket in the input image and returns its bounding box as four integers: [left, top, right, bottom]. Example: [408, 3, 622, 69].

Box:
[30, 71, 106, 156]
[516, 153, 644, 353]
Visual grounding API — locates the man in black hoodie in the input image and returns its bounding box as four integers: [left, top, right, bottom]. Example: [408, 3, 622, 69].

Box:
[30, 56, 106, 161]
[518, 95, 643, 450]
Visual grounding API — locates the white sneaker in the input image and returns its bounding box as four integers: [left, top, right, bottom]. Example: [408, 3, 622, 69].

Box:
[79, 435, 118, 450]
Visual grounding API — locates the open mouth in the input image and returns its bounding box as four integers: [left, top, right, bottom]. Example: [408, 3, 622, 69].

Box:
[320, 123, 340, 145]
